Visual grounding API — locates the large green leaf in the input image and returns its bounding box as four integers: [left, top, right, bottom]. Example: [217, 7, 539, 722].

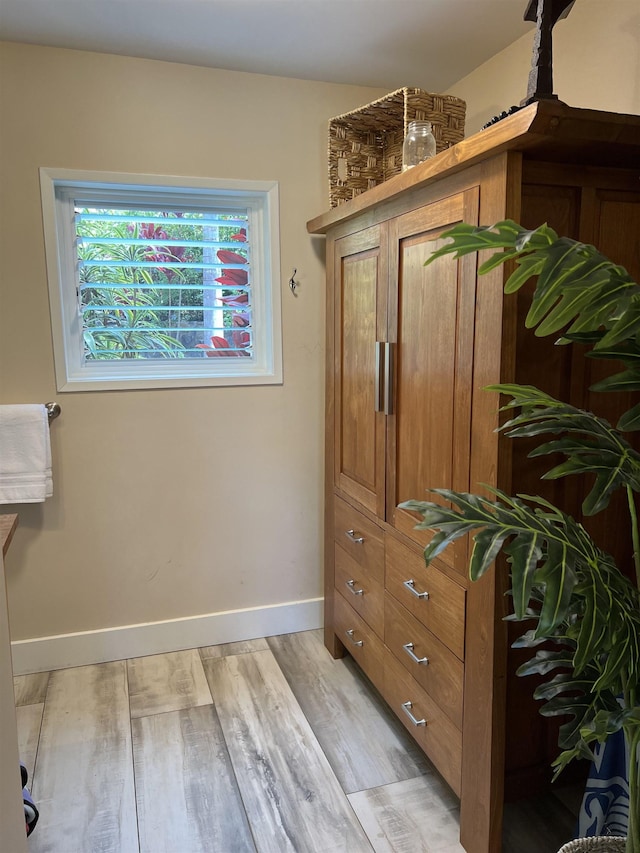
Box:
[618, 402, 640, 432]
[400, 488, 640, 646]
[401, 488, 640, 703]
[487, 384, 640, 514]
[425, 221, 640, 429]
[516, 648, 575, 677]
[503, 533, 542, 618]
[599, 294, 640, 348]
[534, 541, 577, 636]
[590, 369, 640, 394]
[424, 220, 537, 264]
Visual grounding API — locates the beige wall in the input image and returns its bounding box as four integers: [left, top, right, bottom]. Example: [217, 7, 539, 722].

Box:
[0, 42, 386, 641]
[3, 1, 639, 644]
[447, 0, 640, 134]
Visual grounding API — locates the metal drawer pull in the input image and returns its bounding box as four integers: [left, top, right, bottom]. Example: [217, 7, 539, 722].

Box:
[345, 579, 364, 596]
[345, 529, 365, 544]
[401, 700, 426, 727]
[403, 642, 429, 665]
[403, 579, 429, 600]
[345, 629, 363, 647]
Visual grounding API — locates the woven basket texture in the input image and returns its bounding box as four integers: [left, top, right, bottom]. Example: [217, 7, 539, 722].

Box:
[557, 838, 627, 853]
[328, 87, 466, 207]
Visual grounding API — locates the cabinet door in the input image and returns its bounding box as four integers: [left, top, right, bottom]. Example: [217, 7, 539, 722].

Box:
[387, 188, 479, 576]
[333, 226, 388, 517]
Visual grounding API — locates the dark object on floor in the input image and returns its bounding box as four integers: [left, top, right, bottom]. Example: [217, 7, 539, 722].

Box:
[20, 762, 39, 836]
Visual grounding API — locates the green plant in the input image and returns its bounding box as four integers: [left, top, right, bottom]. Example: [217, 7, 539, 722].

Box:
[78, 216, 186, 359]
[399, 220, 640, 852]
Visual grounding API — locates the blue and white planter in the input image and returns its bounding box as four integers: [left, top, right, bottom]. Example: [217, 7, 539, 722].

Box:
[577, 730, 630, 838]
[557, 731, 630, 853]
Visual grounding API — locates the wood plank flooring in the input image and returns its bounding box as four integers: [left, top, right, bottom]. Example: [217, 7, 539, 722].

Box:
[29, 661, 138, 853]
[14, 629, 580, 853]
[132, 705, 253, 853]
[203, 649, 372, 853]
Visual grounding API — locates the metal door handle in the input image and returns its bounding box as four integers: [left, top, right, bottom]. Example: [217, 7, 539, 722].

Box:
[384, 342, 395, 415]
[374, 341, 383, 412]
[401, 700, 426, 727]
[403, 579, 429, 600]
[403, 642, 429, 665]
[345, 579, 364, 596]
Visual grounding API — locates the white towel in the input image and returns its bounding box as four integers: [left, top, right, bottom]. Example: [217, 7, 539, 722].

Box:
[0, 405, 53, 503]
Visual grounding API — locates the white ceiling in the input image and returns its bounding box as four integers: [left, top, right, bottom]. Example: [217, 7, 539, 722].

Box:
[0, 0, 535, 92]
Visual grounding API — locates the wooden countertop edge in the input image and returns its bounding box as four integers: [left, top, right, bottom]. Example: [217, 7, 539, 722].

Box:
[0, 515, 18, 558]
[307, 101, 640, 235]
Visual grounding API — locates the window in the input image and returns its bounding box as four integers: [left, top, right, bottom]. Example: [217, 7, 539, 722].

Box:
[40, 168, 282, 390]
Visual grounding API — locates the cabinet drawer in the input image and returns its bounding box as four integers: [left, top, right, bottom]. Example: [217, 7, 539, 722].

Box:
[383, 648, 462, 796]
[334, 496, 384, 584]
[386, 535, 465, 660]
[385, 593, 463, 729]
[335, 544, 384, 638]
[334, 590, 384, 688]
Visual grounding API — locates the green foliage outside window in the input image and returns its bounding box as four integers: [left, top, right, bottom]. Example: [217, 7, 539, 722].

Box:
[76, 209, 250, 360]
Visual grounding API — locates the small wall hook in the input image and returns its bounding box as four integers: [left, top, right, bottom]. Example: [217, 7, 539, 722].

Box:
[289, 269, 299, 296]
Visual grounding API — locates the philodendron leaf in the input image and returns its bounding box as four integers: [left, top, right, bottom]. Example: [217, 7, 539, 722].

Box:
[423, 220, 531, 267]
[552, 698, 636, 776]
[618, 402, 640, 432]
[527, 242, 611, 332]
[572, 574, 612, 675]
[598, 293, 640, 348]
[424, 220, 639, 369]
[533, 545, 578, 637]
[585, 340, 640, 364]
[405, 487, 640, 704]
[503, 533, 542, 620]
[516, 648, 575, 677]
[487, 384, 640, 514]
[501, 253, 546, 293]
[511, 627, 569, 648]
[533, 672, 596, 702]
[537, 682, 622, 756]
[590, 368, 640, 394]
[469, 527, 513, 581]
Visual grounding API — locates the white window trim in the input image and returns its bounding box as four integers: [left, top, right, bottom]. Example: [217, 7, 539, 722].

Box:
[39, 167, 283, 391]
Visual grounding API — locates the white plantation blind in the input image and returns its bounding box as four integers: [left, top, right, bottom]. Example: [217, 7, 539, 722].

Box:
[40, 169, 282, 390]
[75, 207, 252, 359]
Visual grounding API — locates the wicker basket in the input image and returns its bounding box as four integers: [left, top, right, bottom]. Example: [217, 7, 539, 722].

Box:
[328, 87, 466, 207]
[557, 838, 627, 852]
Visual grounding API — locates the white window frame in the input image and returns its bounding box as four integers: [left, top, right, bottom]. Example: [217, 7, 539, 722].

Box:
[40, 167, 283, 391]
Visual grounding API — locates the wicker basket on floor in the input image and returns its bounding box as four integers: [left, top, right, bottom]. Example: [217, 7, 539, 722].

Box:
[328, 87, 466, 207]
[557, 838, 627, 852]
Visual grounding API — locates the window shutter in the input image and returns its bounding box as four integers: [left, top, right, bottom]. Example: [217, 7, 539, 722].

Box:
[75, 207, 252, 361]
[40, 168, 282, 390]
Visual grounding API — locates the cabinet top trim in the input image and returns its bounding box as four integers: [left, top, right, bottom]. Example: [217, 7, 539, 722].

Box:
[307, 102, 640, 235]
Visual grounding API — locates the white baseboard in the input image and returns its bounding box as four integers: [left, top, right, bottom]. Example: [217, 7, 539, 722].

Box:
[11, 597, 323, 675]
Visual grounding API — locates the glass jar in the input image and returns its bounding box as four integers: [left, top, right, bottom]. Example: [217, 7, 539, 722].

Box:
[402, 121, 436, 171]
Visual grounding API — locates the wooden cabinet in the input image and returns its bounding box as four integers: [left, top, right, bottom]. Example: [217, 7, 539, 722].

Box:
[308, 102, 640, 853]
[333, 190, 478, 572]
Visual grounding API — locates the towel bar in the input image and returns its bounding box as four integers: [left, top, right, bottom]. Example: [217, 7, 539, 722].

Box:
[45, 402, 61, 422]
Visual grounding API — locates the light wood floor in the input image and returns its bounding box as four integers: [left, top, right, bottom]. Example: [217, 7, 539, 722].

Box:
[14, 629, 579, 853]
